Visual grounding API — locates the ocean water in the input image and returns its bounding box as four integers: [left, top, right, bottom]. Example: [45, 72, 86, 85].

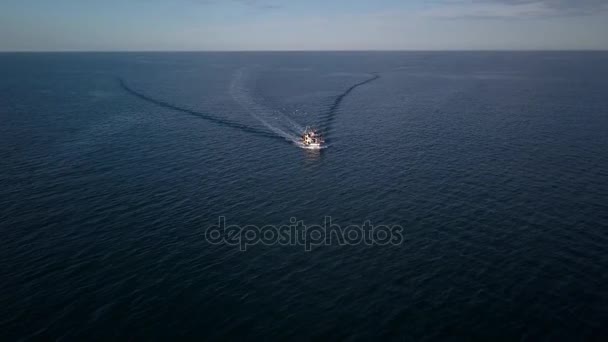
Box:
[1, 51, 607, 340]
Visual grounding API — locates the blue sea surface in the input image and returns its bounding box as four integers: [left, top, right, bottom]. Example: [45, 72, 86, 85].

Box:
[1, 52, 607, 340]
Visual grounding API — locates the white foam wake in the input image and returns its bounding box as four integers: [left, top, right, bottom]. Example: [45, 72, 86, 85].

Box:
[230, 68, 307, 146]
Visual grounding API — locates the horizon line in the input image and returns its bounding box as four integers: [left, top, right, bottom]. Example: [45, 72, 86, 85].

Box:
[1, 49, 607, 53]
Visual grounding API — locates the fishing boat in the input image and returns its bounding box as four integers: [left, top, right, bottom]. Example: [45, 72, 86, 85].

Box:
[301, 127, 323, 149]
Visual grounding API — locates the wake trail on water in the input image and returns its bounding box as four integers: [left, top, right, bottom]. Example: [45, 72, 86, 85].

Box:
[118, 78, 282, 141]
[230, 68, 305, 146]
[319, 73, 380, 138]
[120, 69, 379, 149]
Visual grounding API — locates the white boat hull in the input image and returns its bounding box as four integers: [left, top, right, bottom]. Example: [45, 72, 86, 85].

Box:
[304, 143, 322, 150]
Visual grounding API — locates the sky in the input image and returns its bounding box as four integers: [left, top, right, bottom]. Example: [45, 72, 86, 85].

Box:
[1, 0, 607, 51]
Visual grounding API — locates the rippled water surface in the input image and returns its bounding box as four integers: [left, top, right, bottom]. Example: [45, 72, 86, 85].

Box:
[1, 52, 608, 340]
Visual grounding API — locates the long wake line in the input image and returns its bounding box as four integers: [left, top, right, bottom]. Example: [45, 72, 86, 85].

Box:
[119, 71, 380, 148]
[319, 73, 381, 137]
[117, 78, 282, 141]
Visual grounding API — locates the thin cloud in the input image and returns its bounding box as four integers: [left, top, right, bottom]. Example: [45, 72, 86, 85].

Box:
[234, 0, 282, 10]
[191, 0, 282, 10]
[426, 0, 608, 18]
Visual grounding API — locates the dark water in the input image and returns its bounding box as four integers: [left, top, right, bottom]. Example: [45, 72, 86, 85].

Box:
[1, 52, 607, 340]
